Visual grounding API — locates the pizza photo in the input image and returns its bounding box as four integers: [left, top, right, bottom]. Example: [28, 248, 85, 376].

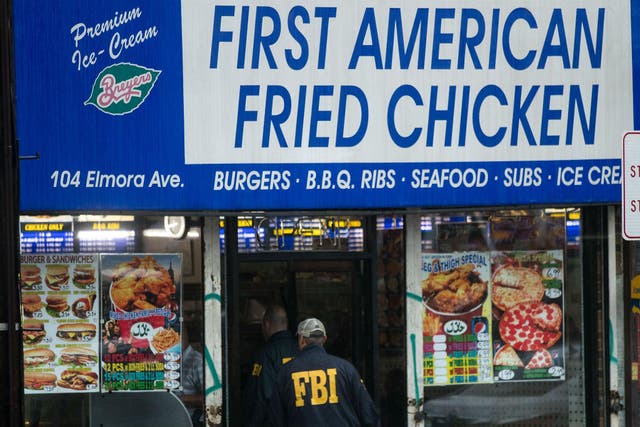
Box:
[490, 250, 565, 382]
[491, 265, 545, 311]
[525, 349, 554, 370]
[498, 301, 562, 352]
[493, 345, 523, 368]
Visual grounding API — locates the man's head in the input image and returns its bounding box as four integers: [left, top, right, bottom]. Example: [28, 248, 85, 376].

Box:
[296, 317, 327, 349]
[262, 305, 289, 340]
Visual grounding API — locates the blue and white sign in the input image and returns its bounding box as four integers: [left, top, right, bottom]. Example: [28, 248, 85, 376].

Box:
[13, 1, 639, 212]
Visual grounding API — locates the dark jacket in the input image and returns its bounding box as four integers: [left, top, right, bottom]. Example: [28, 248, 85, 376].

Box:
[269, 344, 379, 427]
[243, 330, 300, 427]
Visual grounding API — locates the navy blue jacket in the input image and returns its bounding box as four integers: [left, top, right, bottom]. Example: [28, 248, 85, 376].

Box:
[269, 345, 379, 427]
[243, 330, 300, 427]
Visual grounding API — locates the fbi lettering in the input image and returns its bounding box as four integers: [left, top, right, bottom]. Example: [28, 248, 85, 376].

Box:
[291, 368, 338, 407]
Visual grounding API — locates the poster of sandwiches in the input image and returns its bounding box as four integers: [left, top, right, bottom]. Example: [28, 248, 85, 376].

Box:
[20, 254, 100, 394]
[100, 254, 182, 392]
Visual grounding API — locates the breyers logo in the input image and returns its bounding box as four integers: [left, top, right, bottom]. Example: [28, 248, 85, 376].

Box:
[85, 63, 160, 115]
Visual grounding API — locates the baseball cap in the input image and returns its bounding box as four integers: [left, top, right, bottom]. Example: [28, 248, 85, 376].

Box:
[297, 318, 326, 337]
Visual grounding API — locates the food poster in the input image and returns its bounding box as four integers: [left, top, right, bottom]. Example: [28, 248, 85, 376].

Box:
[422, 252, 493, 385]
[20, 254, 100, 394]
[491, 250, 565, 382]
[100, 254, 182, 392]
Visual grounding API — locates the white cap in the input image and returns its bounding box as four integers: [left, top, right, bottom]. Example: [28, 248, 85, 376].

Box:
[297, 318, 326, 337]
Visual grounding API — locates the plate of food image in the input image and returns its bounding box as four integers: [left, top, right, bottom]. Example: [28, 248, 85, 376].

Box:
[422, 263, 488, 320]
[109, 256, 176, 312]
[148, 327, 180, 355]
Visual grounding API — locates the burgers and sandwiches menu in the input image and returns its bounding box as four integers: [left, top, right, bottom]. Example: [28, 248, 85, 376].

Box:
[100, 254, 182, 392]
[20, 252, 183, 394]
[20, 254, 100, 394]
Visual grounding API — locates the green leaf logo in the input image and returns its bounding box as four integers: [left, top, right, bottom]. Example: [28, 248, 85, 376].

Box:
[85, 62, 161, 115]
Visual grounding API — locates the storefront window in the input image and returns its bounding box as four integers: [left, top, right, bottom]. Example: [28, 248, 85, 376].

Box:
[17, 210, 590, 426]
[20, 215, 205, 427]
[418, 209, 586, 425]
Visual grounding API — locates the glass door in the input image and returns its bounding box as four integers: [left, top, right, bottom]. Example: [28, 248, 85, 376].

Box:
[292, 261, 361, 363]
[228, 257, 372, 425]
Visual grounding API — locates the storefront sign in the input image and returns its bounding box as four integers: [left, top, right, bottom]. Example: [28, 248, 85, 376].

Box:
[13, 1, 636, 211]
[100, 254, 182, 392]
[20, 254, 100, 394]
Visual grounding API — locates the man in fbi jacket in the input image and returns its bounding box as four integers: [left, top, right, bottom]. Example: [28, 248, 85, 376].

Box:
[269, 318, 379, 427]
[243, 305, 300, 426]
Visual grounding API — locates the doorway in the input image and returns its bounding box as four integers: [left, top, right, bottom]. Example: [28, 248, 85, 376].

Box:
[225, 253, 376, 425]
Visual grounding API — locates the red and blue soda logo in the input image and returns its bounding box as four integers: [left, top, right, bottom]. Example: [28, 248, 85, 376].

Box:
[472, 316, 488, 334]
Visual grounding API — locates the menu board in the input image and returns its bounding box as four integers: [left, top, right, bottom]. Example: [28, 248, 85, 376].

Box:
[76, 221, 136, 253]
[20, 254, 100, 394]
[20, 222, 74, 254]
[100, 254, 182, 392]
[491, 250, 565, 382]
[422, 252, 493, 385]
[422, 250, 565, 385]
